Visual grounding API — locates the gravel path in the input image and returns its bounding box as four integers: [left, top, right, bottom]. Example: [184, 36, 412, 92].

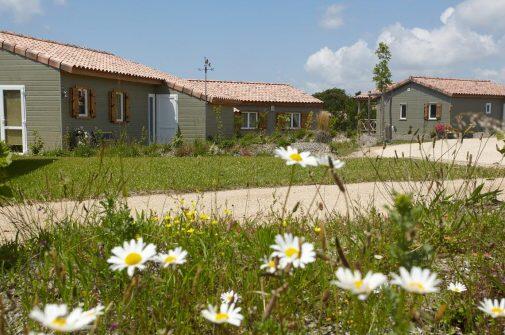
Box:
[352, 137, 505, 167]
[2, 177, 504, 242]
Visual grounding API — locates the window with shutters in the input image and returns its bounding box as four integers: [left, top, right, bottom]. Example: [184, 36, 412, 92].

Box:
[77, 88, 88, 117]
[289, 112, 302, 129]
[241, 112, 258, 129]
[400, 104, 407, 120]
[115, 91, 125, 122]
[428, 104, 437, 120]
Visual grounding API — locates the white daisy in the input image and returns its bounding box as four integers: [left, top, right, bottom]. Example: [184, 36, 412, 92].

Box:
[29, 303, 103, 332]
[107, 238, 157, 277]
[391, 267, 440, 294]
[270, 233, 316, 269]
[156, 247, 188, 268]
[221, 290, 240, 305]
[331, 267, 388, 300]
[447, 282, 467, 293]
[317, 155, 345, 169]
[478, 298, 505, 318]
[260, 255, 277, 274]
[274, 146, 318, 167]
[201, 303, 243, 326]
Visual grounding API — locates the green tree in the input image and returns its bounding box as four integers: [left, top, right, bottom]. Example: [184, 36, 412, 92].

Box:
[313, 88, 358, 134]
[373, 42, 393, 141]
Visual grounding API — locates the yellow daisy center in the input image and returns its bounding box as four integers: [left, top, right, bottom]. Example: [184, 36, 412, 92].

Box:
[408, 281, 425, 291]
[285, 247, 300, 258]
[491, 307, 504, 315]
[215, 312, 229, 321]
[226, 295, 234, 302]
[52, 317, 67, 327]
[268, 260, 276, 268]
[289, 153, 303, 162]
[354, 280, 364, 289]
[164, 255, 177, 264]
[125, 252, 142, 266]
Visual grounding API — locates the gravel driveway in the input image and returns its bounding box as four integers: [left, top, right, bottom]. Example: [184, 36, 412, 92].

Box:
[357, 137, 505, 167]
[2, 178, 504, 242]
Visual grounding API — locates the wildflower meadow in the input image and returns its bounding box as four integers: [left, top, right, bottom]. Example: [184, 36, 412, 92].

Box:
[0, 145, 504, 334]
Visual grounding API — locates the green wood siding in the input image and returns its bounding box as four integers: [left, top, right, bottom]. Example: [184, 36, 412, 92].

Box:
[451, 97, 505, 131]
[206, 104, 319, 139]
[61, 73, 160, 143]
[0, 49, 62, 150]
[380, 83, 451, 140]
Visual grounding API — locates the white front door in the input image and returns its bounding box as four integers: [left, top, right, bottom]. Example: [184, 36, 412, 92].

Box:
[155, 94, 178, 144]
[0, 85, 27, 153]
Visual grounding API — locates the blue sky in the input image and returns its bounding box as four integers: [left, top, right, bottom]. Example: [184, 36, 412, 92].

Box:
[1, 0, 504, 93]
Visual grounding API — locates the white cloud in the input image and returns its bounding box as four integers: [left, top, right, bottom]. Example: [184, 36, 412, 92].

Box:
[378, 22, 497, 68]
[474, 67, 505, 83]
[440, 7, 455, 24]
[453, 0, 505, 33]
[320, 4, 345, 29]
[306, 0, 505, 92]
[305, 40, 375, 93]
[0, 0, 66, 21]
[0, 0, 42, 21]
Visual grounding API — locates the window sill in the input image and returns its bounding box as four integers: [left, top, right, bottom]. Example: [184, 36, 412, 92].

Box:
[428, 118, 437, 121]
[241, 128, 258, 130]
[399, 118, 407, 121]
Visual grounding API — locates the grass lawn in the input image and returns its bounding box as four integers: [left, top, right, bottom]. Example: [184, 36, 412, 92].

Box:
[2, 155, 505, 202]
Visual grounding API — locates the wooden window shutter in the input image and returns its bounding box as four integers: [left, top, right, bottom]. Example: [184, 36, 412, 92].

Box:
[276, 113, 286, 129]
[258, 112, 268, 130]
[301, 113, 308, 129]
[89, 89, 96, 118]
[423, 104, 429, 121]
[70, 86, 79, 118]
[109, 90, 117, 123]
[436, 103, 442, 120]
[124, 92, 131, 122]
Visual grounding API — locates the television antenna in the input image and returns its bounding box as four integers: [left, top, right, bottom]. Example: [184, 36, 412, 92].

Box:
[198, 57, 214, 101]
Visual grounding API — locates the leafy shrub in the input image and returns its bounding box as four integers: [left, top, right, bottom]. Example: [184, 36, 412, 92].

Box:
[29, 130, 45, 155]
[0, 141, 12, 168]
[314, 130, 332, 143]
[174, 143, 194, 157]
[193, 139, 209, 156]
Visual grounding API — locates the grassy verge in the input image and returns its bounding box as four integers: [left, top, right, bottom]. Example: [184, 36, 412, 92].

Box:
[1, 190, 504, 333]
[3, 155, 505, 202]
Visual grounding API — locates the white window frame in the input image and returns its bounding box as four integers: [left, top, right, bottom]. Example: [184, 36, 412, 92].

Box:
[77, 88, 89, 118]
[428, 103, 437, 120]
[289, 112, 302, 129]
[485, 102, 492, 115]
[115, 91, 125, 122]
[399, 104, 407, 120]
[0, 85, 28, 154]
[241, 111, 258, 130]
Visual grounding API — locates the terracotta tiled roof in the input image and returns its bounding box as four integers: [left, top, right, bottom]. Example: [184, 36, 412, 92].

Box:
[354, 89, 382, 101]
[185, 79, 323, 105]
[387, 76, 505, 97]
[0, 31, 321, 106]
